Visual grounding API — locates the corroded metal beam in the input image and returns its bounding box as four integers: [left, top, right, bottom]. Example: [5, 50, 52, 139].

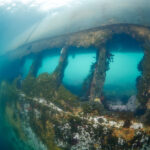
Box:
[7, 24, 150, 59]
[52, 47, 68, 86]
[89, 46, 107, 102]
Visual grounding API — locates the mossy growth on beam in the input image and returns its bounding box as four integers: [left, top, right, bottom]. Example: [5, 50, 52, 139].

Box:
[137, 43, 150, 108]
[89, 45, 108, 102]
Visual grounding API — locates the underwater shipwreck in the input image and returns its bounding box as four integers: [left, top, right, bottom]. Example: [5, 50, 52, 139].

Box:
[0, 23, 150, 150]
[0, 1, 150, 150]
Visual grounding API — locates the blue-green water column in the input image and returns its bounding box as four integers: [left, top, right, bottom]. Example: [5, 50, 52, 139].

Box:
[104, 51, 144, 99]
[37, 54, 60, 76]
[63, 49, 96, 95]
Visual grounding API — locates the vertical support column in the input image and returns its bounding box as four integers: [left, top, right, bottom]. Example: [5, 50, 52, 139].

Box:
[29, 53, 43, 77]
[89, 47, 107, 102]
[53, 47, 68, 86]
[137, 43, 150, 109]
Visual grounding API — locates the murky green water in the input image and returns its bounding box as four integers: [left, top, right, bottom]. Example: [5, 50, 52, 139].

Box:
[22, 58, 34, 78]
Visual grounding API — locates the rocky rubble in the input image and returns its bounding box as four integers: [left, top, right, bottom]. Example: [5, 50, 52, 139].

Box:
[108, 95, 138, 112]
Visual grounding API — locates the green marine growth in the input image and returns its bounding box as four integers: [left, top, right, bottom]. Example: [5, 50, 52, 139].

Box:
[137, 45, 150, 107]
